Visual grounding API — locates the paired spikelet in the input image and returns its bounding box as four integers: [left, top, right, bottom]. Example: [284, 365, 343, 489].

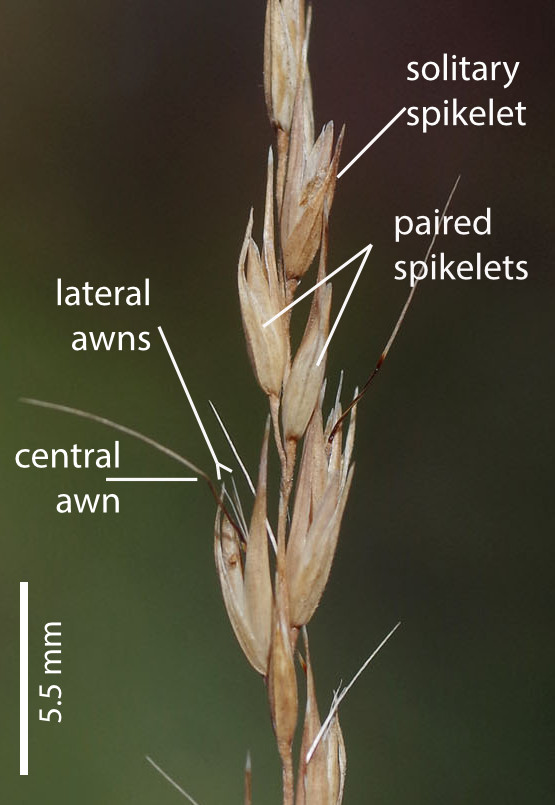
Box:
[287, 388, 356, 627]
[238, 151, 287, 399]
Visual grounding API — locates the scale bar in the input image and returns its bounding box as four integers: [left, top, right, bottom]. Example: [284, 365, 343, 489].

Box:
[20, 582, 28, 776]
[105, 477, 198, 482]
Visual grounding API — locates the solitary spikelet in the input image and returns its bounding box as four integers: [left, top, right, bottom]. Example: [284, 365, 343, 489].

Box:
[281, 88, 344, 280]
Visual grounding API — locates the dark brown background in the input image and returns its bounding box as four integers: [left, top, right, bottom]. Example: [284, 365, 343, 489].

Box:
[1, 1, 553, 802]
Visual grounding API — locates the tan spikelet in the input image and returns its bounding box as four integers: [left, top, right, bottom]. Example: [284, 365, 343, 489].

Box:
[264, 0, 310, 134]
[264, 0, 300, 133]
[281, 222, 332, 442]
[288, 465, 353, 627]
[286, 396, 327, 551]
[280, 90, 344, 281]
[297, 631, 347, 804]
[238, 188, 287, 397]
[268, 577, 298, 764]
[214, 508, 264, 672]
[243, 420, 273, 670]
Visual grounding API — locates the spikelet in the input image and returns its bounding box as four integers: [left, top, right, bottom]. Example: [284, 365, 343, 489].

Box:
[286, 459, 354, 627]
[214, 422, 274, 675]
[238, 150, 287, 398]
[286, 384, 357, 627]
[281, 84, 344, 281]
[264, 0, 311, 134]
[286, 386, 328, 549]
[296, 631, 347, 804]
[281, 214, 332, 442]
[268, 574, 298, 765]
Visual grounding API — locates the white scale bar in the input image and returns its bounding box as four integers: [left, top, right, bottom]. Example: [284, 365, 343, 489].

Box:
[20, 582, 28, 776]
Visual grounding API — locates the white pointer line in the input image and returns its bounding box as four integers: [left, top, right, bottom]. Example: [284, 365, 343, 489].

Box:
[337, 107, 407, 179]
[158, 326, 232, 481]
[106, 477, 198, 482]
[316, 244, 372, 366]
[20, 582, 28, 776]
[264, 244, 373, 328]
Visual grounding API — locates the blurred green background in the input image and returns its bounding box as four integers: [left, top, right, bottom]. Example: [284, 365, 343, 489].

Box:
[1, 1, 553, 802]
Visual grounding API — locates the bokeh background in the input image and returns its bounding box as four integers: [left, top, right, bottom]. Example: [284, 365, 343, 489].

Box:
[1, 1, 553, 802]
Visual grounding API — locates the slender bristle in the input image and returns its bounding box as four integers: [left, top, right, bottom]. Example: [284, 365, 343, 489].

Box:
[244, 751, 252, 805]
[146, 756, 203, 805]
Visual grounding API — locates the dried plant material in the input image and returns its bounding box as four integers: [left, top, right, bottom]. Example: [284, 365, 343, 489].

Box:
[296, 632, 347, 805]
[216, 1, 399, 801]
[286, 389, 357, 626]
[287, 396, 328, 551]
[268, 609, 298, 755]
[214, 423, 274, 675]
[238, 166, 287, 398]
[281, 91, 344, 280]
[281, 283, 331, 442]
[288, 465, 354, 627]
[214, 510, 259, 671]
[281, 220, 333, 442]
[264, 0, 310, 134]
[268, 578, 298, 772]
[244, 751, 252, 805]
[326, 715, 348, 805]
[242, 420, 273, 668]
